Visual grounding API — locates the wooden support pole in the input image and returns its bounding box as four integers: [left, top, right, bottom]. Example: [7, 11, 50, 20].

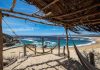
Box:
[89, 52, 95, 66]
[23, 45, 27, 56]
[58, 37, 60, 56]
[0, 11, 3, 70]
[34, 45, 36, 55]
[63, 46, 65, 56]
[51, 48, 53, 54]
[65, 28, 70, 59]
[42, 37, 45, 53]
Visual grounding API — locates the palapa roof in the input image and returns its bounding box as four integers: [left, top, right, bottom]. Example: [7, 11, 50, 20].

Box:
[24, 0, 100, 33]
[0, 0, 100, 33]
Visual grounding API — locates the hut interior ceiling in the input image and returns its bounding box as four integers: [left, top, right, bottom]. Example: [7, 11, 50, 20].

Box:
[0, 0, 100, 32]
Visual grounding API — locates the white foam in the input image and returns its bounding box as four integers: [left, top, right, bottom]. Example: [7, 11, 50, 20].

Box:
[70, 37, 96, 47]
[60, 37, 96, 48]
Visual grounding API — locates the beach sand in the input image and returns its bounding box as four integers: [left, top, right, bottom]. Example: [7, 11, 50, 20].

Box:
[3, 37, 100, 70]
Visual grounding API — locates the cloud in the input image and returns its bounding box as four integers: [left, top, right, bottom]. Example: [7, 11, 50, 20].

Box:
[4, 27, 39, 32]
[51, 28, 59, 31]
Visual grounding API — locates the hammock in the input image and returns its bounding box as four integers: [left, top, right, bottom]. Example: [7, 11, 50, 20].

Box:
[69, 33, 96, 70]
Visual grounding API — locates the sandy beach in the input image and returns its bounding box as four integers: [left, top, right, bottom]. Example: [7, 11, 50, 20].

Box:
[3, 37, 100, 70]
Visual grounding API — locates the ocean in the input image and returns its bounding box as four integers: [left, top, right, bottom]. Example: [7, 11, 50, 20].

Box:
[14, 36, 95, 47]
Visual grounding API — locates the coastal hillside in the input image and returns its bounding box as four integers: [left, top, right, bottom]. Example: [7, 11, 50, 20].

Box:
[3, 34, 16, 47]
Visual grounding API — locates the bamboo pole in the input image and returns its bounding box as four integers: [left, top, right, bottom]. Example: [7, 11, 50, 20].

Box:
[65, 28, 70, 59]
[0, 11, 3, 70]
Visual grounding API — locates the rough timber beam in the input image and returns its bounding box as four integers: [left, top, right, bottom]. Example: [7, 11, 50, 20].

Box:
[10, 0, 16, 11]
[0, 8, 43, 19]
[0, 11, 3, 70]
[72, 19, 100, 25]
[66, 21, 100, 28]
[60, 12, 100, 22]
[36, 0, 59, 13]
[53, 3, 100, 19]
[2, 13, 60, 26]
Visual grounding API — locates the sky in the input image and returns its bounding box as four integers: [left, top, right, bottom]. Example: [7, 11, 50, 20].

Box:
[0, 0, 98, 36]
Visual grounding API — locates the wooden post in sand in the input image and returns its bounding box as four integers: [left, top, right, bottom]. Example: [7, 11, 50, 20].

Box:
[34, 45, 36, 55]
[23, 45, 27, 56]
[51, 48, 53, 54]
[42, 37, 45, 53]
[0, 11, 3, 70]
[65, 28, 70, 59]
[63, 46, 65, 56]
[89, 52, 95, 66]
[58, 37, 60, 56]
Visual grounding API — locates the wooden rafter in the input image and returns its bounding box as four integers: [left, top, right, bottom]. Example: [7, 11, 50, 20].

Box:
[53, 3, 100, 19]
[59, 12, 100, 22]
[67, 20, 100, 28]
[35, 0, 59, 14]
[1, 6, 99, 25]
[0, 8, 43, 19]
[10, 0, 16, 11]
[3, 13, 61, 26]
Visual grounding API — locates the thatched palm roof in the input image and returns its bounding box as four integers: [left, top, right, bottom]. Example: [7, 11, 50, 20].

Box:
[24, 0, 100, 33]
[0, 0, 100, 33]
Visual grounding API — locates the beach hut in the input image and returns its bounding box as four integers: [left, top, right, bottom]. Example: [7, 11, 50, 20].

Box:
[0, 0, 100, 70]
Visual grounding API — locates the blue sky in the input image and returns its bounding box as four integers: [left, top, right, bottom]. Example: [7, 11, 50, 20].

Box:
[0, 0, 98, 36]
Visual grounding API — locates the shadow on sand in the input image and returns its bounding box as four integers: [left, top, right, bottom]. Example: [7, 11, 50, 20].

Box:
[19, 56, 85, 70]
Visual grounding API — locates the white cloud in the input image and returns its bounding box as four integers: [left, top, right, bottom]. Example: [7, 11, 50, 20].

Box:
[51, 28, 59, 31]
[4, 27, 39, 32]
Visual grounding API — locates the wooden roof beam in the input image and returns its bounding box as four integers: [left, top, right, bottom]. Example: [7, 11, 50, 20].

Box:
[10, 0, 16, 11]
[41, 0, 59, 11]
[68, 18, 100, 25]
[64, 21, 100, 29]
[81, 21, 100, 25]
[34, 0, 59, 14]
[0, 8, 44, 19]
[53, 3, 100, 19]
[2, 13, 61, 26]
[58, 12, 100, 22]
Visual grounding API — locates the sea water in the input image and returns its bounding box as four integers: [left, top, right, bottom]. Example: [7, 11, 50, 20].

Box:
[14, 36, 95, 47]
